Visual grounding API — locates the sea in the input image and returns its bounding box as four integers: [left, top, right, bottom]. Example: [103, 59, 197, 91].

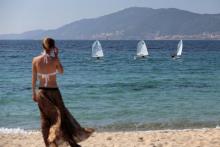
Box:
[0, 40, 220, 133]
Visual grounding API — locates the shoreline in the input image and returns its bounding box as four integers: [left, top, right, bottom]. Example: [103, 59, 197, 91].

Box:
[1, 126, 220, 134]
[1, 128, 220, 147]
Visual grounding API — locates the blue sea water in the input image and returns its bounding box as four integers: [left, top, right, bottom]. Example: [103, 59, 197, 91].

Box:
[0, 40, 220, 131]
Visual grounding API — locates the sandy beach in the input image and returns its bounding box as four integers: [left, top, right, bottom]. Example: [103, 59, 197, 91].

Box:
[1, 128, 220, 147]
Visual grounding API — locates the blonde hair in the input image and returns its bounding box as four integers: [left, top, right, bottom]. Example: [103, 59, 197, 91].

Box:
[42, 37, 55, 50]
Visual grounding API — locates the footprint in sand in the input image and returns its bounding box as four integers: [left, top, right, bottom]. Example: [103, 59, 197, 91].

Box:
[138, 137, 144, 142]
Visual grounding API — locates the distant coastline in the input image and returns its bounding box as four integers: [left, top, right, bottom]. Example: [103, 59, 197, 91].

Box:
[0, 7, 220, 40]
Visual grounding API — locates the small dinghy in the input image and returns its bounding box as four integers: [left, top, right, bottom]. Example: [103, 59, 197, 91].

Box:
[172, 40, 183, 58]
[92, 40, 104, 59]
[134, 40, 149, 59]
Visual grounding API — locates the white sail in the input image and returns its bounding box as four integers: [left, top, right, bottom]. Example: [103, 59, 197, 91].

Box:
[136, 40, 149, 57]
[92, 40, 104, 58]
[176, 40, 183, 56]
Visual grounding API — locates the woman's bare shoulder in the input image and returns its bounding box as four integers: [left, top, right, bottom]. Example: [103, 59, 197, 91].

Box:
[32, 55, 42, 63]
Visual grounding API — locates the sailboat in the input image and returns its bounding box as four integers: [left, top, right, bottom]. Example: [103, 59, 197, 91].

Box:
[135, 40, 149, 59]
[172, 40, 183, 58]
[92, 40, 104, 59]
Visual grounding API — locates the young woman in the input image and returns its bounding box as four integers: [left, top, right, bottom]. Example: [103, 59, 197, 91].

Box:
[32, 38, 94, 147]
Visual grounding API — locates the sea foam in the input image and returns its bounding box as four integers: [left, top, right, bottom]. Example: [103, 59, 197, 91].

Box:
[0, 128, 38, 134]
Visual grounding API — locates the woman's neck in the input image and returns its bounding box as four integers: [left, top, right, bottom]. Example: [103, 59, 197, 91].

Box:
[45, 50, 50, 54]
[42, 50, 51, 55]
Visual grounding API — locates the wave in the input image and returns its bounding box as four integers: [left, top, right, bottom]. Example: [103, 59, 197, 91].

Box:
[0, 128, 38, 134]
[1, 126, 220, 135]
[96, 121, 220, 132]
[63, 81, 159, 90]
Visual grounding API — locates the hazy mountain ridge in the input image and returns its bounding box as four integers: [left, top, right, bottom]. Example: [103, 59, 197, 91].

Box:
[1, 7, 220, 40]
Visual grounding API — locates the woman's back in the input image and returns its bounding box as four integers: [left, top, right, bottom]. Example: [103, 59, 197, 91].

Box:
[33, 54, 58, 88]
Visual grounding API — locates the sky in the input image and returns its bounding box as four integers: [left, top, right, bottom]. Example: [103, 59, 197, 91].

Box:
[0, 0, 220, 34]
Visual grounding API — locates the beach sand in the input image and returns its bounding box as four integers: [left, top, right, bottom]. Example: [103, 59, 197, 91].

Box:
[1, 128, 220, 147]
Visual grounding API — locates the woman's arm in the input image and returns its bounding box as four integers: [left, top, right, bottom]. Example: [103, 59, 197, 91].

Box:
[54, 47, 64, 74]
[55, 57, 64, 74]
[32, 58, 37, 102]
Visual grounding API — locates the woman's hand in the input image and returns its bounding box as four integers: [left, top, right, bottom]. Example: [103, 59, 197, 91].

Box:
[32, 92, 37, 102]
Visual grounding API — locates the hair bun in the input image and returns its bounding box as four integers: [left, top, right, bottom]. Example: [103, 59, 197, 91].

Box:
[42, 37, 55, 50]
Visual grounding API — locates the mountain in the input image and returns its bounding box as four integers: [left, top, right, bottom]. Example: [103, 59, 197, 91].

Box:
[1, 7, 220, 40]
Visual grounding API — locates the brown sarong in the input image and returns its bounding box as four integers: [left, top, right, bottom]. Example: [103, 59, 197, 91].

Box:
[37, 87, 94, 147]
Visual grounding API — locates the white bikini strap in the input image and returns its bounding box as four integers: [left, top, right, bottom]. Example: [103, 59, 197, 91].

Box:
[37, 71, 57, 87]
[43, 74, 49, 87]
[41, 51, 50, 64]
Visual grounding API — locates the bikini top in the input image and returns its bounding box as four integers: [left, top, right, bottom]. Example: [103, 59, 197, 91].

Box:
[37, 51, 58, 87]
